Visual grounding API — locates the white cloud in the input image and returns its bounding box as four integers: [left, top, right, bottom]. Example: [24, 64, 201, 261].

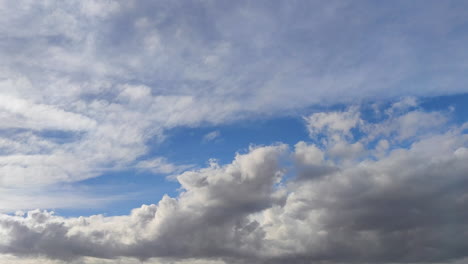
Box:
[385, 96, 418, 116]
[135, 157, 191, 175]
[203, 130, 221, 142]
[364, 110, 449, 142]
[0, 185, 128, 213]
[0, 0, 466, 190]
[303, 107, 366, 162]
[305, 107, 362, 139]
[0, 144, 289, 262]
[293, 141, 324, 166]
[0, 105, 467, 263]
[0, 94, 96, 131]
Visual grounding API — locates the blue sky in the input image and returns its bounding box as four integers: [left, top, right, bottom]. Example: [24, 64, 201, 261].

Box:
[0, 1, 468, 264]
[50, 93, 468, 217]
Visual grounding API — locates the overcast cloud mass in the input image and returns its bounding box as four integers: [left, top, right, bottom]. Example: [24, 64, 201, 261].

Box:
[0, 0, 468, 263]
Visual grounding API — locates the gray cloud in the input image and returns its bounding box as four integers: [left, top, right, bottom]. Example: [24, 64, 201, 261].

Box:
[0, 144, 288, 262]
[0, 104, 467, 263]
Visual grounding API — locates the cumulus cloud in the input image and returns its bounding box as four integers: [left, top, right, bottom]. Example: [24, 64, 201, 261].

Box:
[0, 104, 467, 264]
[305, 106, 362, 138]
[303, 107, 365, 162]
[0, 144, 288, 262]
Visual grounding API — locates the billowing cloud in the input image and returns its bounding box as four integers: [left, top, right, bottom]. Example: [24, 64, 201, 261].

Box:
[0, 144, 288, 262]
[0, 104, 467, 263]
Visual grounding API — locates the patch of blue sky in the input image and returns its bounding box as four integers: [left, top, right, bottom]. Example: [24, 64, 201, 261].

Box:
[35, 130, 87, 144]
[420, 93, 468, 123]
[65, 93, 467, 217]
[63, 116, 309, 216]
[59, 169, 180, 217]
[155, 116, 309, 165]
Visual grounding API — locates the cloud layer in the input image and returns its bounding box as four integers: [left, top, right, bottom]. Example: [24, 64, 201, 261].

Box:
[1, 0, 468, 191]
[1, 103, 467, 264]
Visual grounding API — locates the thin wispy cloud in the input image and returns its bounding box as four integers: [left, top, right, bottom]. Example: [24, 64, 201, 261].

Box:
[203, 130, 221, 142]
[135, 157, 192, 174]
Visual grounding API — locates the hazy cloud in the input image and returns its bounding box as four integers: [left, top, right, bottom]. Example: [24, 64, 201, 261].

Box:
[203, 130, 221, 142]
[135, 157, 192, 175]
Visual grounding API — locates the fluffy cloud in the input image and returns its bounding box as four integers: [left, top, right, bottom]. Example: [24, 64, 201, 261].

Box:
[0, 105, 467, 263]
[0, 144, 288, 262]
[305, 107, 362, 138]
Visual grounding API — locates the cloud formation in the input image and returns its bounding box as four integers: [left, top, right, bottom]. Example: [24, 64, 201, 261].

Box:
[1, 103, 467, 264]
[1, 0, 468, 191]
[1, 1, 468, 262]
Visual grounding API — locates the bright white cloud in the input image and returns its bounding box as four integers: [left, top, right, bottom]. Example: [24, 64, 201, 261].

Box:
[0, 94, 96, 131]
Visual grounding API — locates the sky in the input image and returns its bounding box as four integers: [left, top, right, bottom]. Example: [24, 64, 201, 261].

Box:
[0, 0, 467, 263]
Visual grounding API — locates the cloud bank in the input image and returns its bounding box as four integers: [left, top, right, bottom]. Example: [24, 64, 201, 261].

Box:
[1, 103, 467, 264]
